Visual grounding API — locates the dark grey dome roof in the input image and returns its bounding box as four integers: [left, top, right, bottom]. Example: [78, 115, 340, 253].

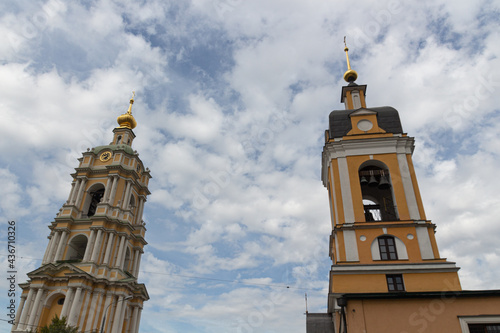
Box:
[328, 106, 403, 138]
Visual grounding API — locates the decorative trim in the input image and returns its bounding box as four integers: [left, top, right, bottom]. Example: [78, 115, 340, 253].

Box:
[459, 316, 500, 333]
[331, 262, 459, 275]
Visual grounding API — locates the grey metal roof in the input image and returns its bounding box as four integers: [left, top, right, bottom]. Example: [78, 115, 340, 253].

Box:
[306, 313, 334, 333]
[328, 106, 403, 138]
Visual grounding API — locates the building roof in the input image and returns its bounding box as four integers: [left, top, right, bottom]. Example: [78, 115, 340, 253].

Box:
[328, 106, 403, 138]
[306, 313, 334, 333]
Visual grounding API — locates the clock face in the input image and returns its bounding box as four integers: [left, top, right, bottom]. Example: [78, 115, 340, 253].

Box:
[99, 151, 112, 162]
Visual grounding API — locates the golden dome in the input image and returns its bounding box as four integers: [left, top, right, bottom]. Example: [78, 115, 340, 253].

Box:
[343, 69, 358, 83]
[117, 95, 137, 129]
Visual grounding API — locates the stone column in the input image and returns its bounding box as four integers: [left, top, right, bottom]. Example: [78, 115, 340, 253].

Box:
[131, 250, 140, 277]
[70, 179, 81, 205]
[122, 181, 132, 210]
[110, 296, 125, 333]
[12, 294, 26, 330]
[54, 231, 69, 261]
[114, 236, 126, 268]
[103, 176, 113, 203]
[99, 295, 114, 332]
[135, 197, 145, 224]
[26, 288, 44, 330]
[17, 289, 34, 331]
[74, 178, 88, 209]
[60, 287, 74, 319]
[134, 252, 142, 278]
[102, 233, 115, 265]
[129, 306, 139, 333]
[108, 176, 119, 205]
[66, 181, 76, 204]
[134, 308, 143, 333]
[83, 229, 96, 261]
[97, 232, 108, 264]
[116, 301, 128, 333]
[91, 292, 105, 332]
[46, 231, 61, 263]
[90, 229, 104, 263]
[84, 291, 99, 333]
[42, 234, 55, 264]
[67, 287, 83, 326]
[77, 289, 90, 329]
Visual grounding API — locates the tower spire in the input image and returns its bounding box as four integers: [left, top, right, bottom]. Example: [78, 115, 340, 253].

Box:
[127, 91, 135, 114]
[343, 37, 358, 83]
[117, 91, 137, 129]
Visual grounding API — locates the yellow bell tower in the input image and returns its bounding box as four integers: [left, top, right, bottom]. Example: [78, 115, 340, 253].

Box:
[322, 44, 461, 309]
[12, 94, 150, 333]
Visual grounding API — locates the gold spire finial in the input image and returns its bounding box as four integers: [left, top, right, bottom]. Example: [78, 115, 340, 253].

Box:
[127, 91, 135, 115]
[343, 37, 358, 83]
[117, 91, 137, 129]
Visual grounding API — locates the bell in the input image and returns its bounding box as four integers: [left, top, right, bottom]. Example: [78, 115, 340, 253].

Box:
[378, 174, 391, 189]
[360, 176, 369, 185]
[368, 174, 378, 187]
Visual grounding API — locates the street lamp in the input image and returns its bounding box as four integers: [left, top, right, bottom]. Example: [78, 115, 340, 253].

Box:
[100, 295, 133, 333]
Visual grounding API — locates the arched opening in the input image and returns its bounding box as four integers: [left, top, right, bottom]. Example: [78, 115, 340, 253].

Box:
[82, 183, 105, 217]
[129, 194, 136, 212]
[87, 188, 104, 217]
[123, 247, 131, 273]
[65, 234, 88, 261]
[39, 292, 65, 327]
[359, 163, 398, 221]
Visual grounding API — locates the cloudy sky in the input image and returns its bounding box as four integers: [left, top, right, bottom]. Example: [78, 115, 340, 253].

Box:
[0, 0, 499, 332]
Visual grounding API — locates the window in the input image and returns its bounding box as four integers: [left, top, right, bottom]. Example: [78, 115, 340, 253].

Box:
[57, 298, 65, 305]
[386, 274, 404, 292]
[460, 316, 500, 332]
[379, 236, 398, 260]
[468, 324, 500, 333]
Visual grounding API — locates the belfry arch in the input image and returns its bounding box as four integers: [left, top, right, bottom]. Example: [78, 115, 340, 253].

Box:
[358, 161, 399, 222]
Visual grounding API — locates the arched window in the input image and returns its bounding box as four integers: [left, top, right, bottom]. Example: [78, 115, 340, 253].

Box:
[129, 195, 136, 212]
[87, 188, 105, 217]
[359, 164, 398, 221]
[65, 234, 88, 261]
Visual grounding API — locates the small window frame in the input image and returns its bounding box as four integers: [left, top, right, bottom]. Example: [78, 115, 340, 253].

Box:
[386, 274, 405, 292]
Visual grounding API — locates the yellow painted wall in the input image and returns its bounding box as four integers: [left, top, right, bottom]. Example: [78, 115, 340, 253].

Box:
[330, 159, 346, 225]
[39, 294, 65, 327]
[331, 274, 388, 293]
[404, 272, 461, 292]
[331, 271, 461, 294]
[406, 154, 427, 220]
[343, 296, 500, 333]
